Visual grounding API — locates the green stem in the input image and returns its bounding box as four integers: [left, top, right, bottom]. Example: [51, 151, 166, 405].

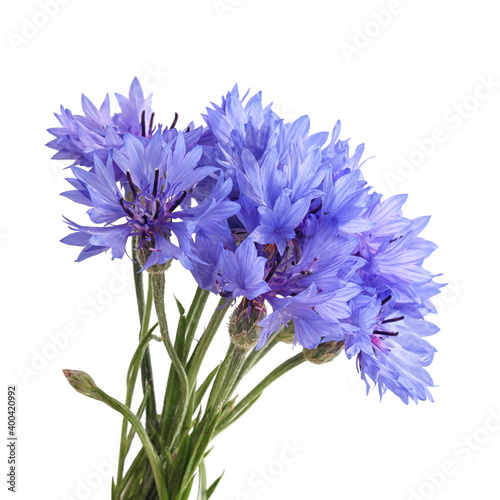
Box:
[132, 236, 146, 322]
[132, 238, 158, 435]
[124, 383, 150, 457]
[177, 409, 222, 499]
[211, 346, 247, 412]
[186, 297, 229, 388]
[206, 344, 234, 410]
[160, 315, 187, 446]
[96, 386, 169, 500]
[229, 335, 280, 399]
[151, 272, 190, 449]
[184, 344, 247, 491]
[183, 287, 210, 363]
[116, 279, 154, 484]
[161, 288, 209, 443]
[115, 447, 146, 499]
[178, 298, 228, 438]
[217, 352, 306, 433]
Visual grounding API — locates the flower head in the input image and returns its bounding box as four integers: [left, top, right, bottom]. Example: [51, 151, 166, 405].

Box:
[51, 81, 239, 270]
[47, 78, 151, 168]
[61, 131, 238, 270]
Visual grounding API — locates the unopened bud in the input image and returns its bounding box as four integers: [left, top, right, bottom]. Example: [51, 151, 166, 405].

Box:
[62, 369, 104, 401]
[229, 299, 266, 351]
[303, 341, 345, 365]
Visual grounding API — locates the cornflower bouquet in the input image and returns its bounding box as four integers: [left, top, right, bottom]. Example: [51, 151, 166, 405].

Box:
[48, 79, 442, 500]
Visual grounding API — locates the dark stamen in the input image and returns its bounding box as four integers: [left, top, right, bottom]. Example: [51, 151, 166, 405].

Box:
[310, 202, 322, 216]
[141, 110, 146, 137]
[152, 168, 160, 198]
[265, 253, 283, 283]
[169, 190, 187, 213]
[149, 112, 155, 133]
[126, 170, 138, 199]
[120, 198, 134, 218]
[382, 316, 405, 324]
[170, 112, 179, 130]
[381, 295, 392, 306]
[154, 199, 161, 220]
[374, 330, 399, 337]
[185, 126, 191, 133]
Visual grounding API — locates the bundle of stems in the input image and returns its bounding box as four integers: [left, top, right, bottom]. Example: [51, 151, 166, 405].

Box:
[64, 238, 308, 500]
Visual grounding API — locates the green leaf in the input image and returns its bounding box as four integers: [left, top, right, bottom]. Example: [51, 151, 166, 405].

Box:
[178, 410, 223, 498]
[217, 353, 306, 434]
[174, 295, 185, 316]
[206, 345, 234, 409]
[177, 475, 196, 500]
[194, 364, 220, 410]
[161, 311, 188, 445]
[207, 471, 224, 499]
[147, 322, 159, 336]
[183, 287, 210, 363]
[186, 297, 229, 386]
[124, 384, 151, 454]
[169, 430, 191, 494]
[217, 392, 262, 434]
[197, 460, 207, 500]
[176, 316, 187, 358]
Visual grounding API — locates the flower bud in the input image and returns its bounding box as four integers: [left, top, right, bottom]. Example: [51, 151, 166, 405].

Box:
[303, 341, 345, 365]
[229, 299, 266, 351]
[62, 369, 104, 402]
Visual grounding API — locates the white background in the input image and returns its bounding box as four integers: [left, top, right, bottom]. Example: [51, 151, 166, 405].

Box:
[2, 1, 500, 499]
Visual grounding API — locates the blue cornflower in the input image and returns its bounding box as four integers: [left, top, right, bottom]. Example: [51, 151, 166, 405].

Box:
[61, 131, 238, 270]
[349, 294, 439, 404]
[47, 78, 149, 167]
[202, 84, 282, 163]
[47, 77, 200, 178]
[356, 193, 440, 302]
[340, 191, 443, 402]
